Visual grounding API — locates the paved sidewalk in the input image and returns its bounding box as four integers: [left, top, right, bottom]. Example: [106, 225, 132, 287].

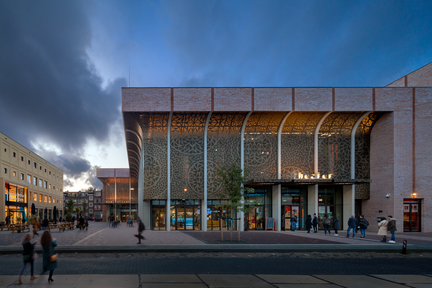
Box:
[2, 274, 432, 287]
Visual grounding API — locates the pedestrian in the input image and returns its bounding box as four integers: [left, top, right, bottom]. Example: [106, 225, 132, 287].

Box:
[41, 217, 49, 231]
[72, 216, 75, 224]
[306, 215, 312, 233]
[85, 219, 89, 231]
[347, 215, 357, 238]
[40, 230, 57, 283]
[32, 217, 40, 236]
[291, 214, 298, 231]
[378, 217, 388, 242]
[79, 216, 85, 230]
[323, 214, 331, 235]
[17, 233, 38, 284]
[6, 216, 10, 225]
[387, 215, 397, 243]
[312, 213, 318, 233]
[136, 217, 145, 244]
[333, 216, 340, 236]
[358, 215, 369, 238]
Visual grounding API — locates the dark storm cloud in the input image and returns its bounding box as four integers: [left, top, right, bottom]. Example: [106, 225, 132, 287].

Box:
[161, 1, 432, 87]
[0, 1, 126, 182]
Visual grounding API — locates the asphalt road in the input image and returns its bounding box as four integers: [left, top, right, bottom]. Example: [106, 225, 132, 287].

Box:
[2, 252, 432, 275]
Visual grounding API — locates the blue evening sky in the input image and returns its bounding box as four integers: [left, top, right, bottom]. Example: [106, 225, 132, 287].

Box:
[0, 0, 431, 190]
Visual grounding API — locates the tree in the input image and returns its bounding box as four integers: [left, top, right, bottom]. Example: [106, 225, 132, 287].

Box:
[214, 163, 255, 242]
[65, 199, 75, 215]
[82, 200, 88, 216]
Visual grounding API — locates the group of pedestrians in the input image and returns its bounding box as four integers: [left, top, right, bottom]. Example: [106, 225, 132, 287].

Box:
[305, 213, 319, 233]
[378, 216, 397, 243]
[17, 231, 58, 284]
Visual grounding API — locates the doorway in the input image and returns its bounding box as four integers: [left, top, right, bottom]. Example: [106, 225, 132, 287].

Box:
[281, 206, 300, 231]
[171, 205, 200, 230]
[246, 206, 264, 230]
[403, 199, 421, 232]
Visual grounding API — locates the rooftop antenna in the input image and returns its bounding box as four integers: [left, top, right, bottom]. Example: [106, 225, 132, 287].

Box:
[129, 67, 130, 87]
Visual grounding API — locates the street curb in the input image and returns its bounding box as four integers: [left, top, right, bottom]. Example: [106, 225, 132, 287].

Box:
[1, 244, 431, 254]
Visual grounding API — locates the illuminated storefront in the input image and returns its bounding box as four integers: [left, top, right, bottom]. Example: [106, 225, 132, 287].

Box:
[4, 182, 28, 224]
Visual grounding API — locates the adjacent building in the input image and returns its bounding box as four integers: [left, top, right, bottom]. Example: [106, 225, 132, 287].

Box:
[100, 62, 432, 233]
[63, 189, 102, 219]
[1, 132, 64, 223]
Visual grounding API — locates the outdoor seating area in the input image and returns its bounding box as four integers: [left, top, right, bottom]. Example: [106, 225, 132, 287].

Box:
[0, 222, 78, 233]
[0, 224, 30, 233]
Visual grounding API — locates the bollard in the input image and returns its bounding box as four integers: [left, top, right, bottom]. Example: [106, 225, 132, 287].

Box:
[402, 240, 407, 254]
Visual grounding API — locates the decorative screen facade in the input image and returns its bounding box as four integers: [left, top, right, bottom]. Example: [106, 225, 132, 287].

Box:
[170, 112, 208, 199]
[281, 112, 326, 178]
[140, 113, 169, 199]
[244, 112, 286, 181]
[207, 112, 247, 198]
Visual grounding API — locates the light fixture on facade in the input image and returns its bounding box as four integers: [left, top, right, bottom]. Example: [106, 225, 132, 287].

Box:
[412, 192, 417, 198]
[183, 188, 188, 192]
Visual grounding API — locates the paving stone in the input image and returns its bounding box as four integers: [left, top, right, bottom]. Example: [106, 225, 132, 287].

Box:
[371, 274, 432, 283]
[316, 275, 407, 288]
[257, 275, 326, 284]
[7, 275, 79, 288]
[275, 285, 340, 288]
[199, 274, 273, 287]
[142, 284, 207, 288]
[75, 274, 139, 288]
[0, 275, 18, 288]
[141, 274, 201, 283]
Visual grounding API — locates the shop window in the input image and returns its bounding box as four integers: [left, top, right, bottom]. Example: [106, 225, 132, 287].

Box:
[20, 173, 24, 180]
[34, 193, 37, 201]
[13, 152, 16, 157]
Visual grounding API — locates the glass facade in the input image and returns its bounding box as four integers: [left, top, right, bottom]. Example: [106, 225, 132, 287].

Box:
[281, 186, 307, 230]
[4, 182, 28, 224]
[318, 186, 342, 229]
[169, 200, 201, 230]
[244, 187, 271, 230]
[151, 200, 166, 230]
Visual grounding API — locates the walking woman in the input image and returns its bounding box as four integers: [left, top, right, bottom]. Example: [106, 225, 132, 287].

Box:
[17, 233, 38, 284]
[40, 230, 57, 283]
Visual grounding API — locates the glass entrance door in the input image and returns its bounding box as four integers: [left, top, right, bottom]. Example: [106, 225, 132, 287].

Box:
[247, 206, 264, 230]
[281, 206, 299, 230]
[173, 206, 200, 230]
[403, 200, 421, 232]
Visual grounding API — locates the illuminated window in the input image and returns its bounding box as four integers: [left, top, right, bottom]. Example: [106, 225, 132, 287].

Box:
[53, 198, 55, 203]
[44, 196, 47, 203]
[39, 194, 42, 202]
[49, 196, 52, 203]
[34, 193, 37, 201]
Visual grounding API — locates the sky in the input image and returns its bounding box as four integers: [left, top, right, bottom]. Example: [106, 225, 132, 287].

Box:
[1, 0, 431, 191]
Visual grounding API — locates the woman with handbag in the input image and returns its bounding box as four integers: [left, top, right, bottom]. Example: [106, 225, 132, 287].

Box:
[17, 233, 38, 284]
[40, 230, 58, 283]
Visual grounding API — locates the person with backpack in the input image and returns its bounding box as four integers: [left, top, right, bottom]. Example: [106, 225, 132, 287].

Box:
[358, 215, 369, 238]
[323, 214, 331, 235]
[347, 215, 357, 238]
[333, 216, 340, 236]
[312, 213, 318, 233]
[290, 214, 298, 231]
[136, 217, 145, 244]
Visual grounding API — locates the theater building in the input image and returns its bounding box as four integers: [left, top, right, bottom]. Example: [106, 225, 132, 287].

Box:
[109, 62, 432, 233]
[1, 132, 64, 224]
